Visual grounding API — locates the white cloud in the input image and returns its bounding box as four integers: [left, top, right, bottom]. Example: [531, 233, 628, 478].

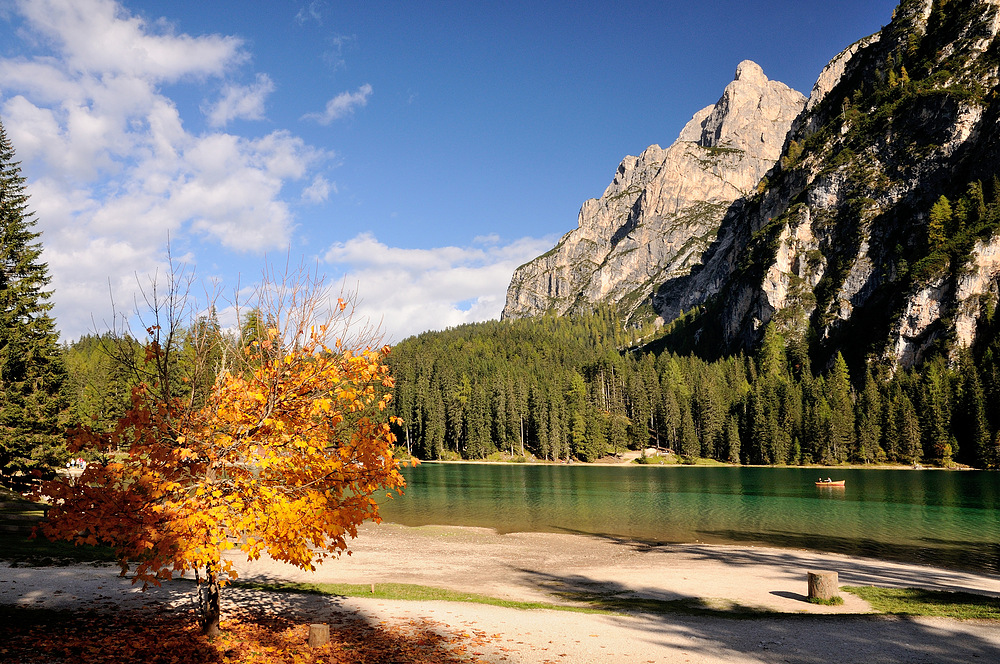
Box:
[203, 73, 275, 127]
[303, 83, 372, 125]
[0, 0, 326, 339]
[15, 0, 245, 81]
[302, 174, 336, 203]
[295, 1, 326, 26]
[323, 233, 557, 342]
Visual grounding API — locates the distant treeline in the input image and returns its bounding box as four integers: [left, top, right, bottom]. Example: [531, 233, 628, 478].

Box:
[387, 307, 1000, 469]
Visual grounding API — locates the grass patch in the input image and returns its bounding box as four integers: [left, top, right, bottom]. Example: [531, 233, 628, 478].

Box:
[809, 595, 844, 606]
[843, 586, 1000, 620]
[241, 581, 610, 614]
[241, 581, 777, 618]
[0, 487, 117, 565]
[0, 532, 118, 566]
[634, 453, 679, 465]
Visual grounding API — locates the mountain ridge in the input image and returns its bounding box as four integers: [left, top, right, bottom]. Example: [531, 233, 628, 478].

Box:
[501, 60, 806, 327]
[506, 0, 1000, 372]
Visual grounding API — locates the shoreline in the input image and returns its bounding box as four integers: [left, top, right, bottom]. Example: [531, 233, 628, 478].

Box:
[407, 456, 961, 470]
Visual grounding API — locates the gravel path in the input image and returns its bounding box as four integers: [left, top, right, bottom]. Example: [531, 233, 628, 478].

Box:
[3, 522, 1000, 663]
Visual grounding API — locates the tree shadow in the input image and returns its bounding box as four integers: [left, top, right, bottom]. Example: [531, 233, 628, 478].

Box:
[0, 571, 494, 663]
[553, 524, 1000, 592]
[771, 590, 809, 603]
[695, 526, 1000, 577]
[510, 567, 1000, 664]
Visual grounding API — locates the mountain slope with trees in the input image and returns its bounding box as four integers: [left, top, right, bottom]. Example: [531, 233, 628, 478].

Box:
[656, 0, 1000, 373]
[387, 311, 1000, 468]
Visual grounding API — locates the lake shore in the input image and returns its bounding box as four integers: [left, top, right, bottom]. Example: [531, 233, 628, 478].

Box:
[4, 522, 999, 662]
[410, 451, 956, 470]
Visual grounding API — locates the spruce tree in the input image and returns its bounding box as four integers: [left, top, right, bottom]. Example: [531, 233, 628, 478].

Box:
[0, 119, 66, 478]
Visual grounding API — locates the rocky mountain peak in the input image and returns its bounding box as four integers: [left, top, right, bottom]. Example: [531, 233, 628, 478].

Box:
[734, 59, 765, 83]
[696, 60, 805, 161]
[502, 62, 805, 325]
[651, 0, 1000, 370]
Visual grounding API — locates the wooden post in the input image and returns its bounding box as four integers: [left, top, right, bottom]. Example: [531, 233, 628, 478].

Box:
[808, 571, 839, 601]
[308, 624, 330, 647]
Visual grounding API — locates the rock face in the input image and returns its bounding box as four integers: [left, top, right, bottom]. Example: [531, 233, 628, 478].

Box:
[501, 61, 806, 325]
[656, 0, 1000, 369]
[506, 0, 1000, 372]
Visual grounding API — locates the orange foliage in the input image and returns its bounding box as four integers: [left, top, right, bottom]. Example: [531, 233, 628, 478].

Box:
[36, 326, 406, 590]
[0, 608, 500, 663]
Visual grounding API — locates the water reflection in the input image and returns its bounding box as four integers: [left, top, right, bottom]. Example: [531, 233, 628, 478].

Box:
[379, 464, 1000, 574]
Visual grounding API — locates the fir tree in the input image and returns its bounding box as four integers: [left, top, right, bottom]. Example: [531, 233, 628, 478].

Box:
[0, 119, 66, 477]
[826, 353, 855, 463]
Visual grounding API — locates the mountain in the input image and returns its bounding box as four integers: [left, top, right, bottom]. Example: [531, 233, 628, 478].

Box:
[656, 0, 1000, 369]
[501, 61, 806, 327]
[507, 0, 1000, 372]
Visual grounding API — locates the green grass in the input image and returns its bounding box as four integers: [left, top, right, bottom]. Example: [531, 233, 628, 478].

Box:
[843, 586, 1000, 620]
[809, 595, 844, 606]
[0, 484, 117, 565]
[240, 581, 776, 618]
[246, 582, 1000, 622]
[0, 531, 118, 565]
[241, 581, 609, 613]
[634, 454, 677, 465]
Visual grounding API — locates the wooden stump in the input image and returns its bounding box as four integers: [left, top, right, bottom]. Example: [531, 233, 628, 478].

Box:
[308, 623, 330, 647]
[808, 570, 839, 601]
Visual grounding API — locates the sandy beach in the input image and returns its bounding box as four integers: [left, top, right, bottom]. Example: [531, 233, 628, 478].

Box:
[3, 522, 1000, 663]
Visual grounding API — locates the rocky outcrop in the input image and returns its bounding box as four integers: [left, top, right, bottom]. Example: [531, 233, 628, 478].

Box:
[501, 61, 806, 325]
[506, 0, 1000, 373]
[655, 0, 1000, 369]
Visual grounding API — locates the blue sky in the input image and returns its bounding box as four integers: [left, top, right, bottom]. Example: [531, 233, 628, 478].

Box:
[0, 0, 898, 343]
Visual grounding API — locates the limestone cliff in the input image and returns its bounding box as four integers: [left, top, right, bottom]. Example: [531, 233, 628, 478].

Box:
[501, 61, 806, 325]
[656, 0, 1000, 369]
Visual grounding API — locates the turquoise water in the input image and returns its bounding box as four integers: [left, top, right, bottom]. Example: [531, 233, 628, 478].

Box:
[378, 464, 1000, 574]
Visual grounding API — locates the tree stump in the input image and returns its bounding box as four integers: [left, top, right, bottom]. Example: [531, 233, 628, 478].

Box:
[807, 571, 839, 601]
[308, 623, 330, 647]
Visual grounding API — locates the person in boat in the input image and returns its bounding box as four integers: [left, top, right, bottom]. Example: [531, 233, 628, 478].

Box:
[826, 477, 832, 483]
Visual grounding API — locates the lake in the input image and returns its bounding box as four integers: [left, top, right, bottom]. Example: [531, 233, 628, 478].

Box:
[378, 463, 1000, 575]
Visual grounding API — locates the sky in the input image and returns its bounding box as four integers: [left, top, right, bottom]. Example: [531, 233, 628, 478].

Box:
[0, 0, 899, 344]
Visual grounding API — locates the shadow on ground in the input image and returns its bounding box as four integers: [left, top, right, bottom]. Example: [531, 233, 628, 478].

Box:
[513, 566, 1000, 664]
[554, 525, 1000, 597]
[0, 573, 494, 663]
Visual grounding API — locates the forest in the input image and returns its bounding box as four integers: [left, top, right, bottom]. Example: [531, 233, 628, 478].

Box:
[383, 304, 1000, 469]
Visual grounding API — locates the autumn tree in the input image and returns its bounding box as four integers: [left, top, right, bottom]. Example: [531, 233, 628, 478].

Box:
[37, 263, 406, 636]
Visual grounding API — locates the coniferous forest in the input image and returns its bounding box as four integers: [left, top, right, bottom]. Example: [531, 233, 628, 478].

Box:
[384, 306, 1000, 469]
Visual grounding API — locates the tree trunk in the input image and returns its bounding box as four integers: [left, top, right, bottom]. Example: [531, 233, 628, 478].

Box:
[308, 624, 330, 647]
[198, 565, 221, 637]
[807, 570, 839, 601]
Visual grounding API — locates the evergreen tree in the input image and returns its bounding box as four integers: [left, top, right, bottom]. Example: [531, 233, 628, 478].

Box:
[954, 357, 989, 468]
[927, 195, 952, 248]
[678, 399, 699, 459]
[825, 353, 855, 463]
[855, 368, 884, 464]
[919, 364, 952, 465]
[0, 119, 66, 477]
[896, 393, 922, 465]
[724, 414, 741, 464]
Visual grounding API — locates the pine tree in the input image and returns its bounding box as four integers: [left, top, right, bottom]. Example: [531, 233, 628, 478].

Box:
[927, 195, 952, 248]
[855, 368, 884, 464]
[0, 119, 66, 478]
[826, 353, 855, 463]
